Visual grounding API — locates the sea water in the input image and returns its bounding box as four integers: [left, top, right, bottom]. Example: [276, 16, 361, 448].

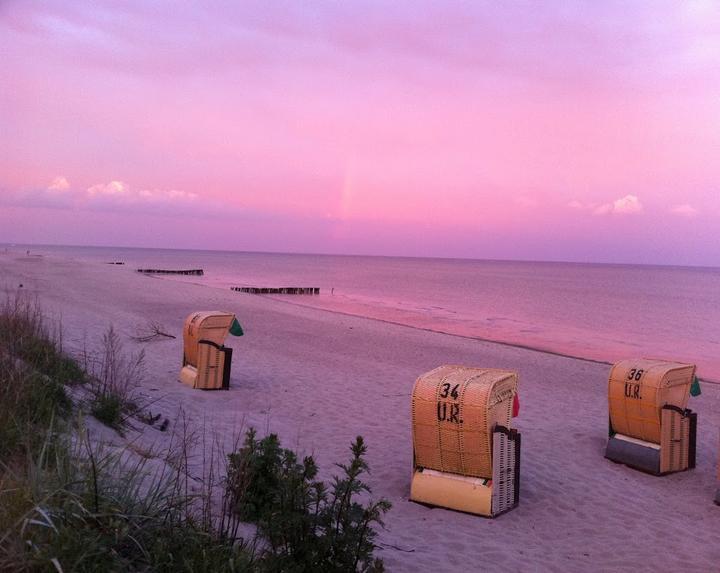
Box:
[15, 244, 720, 381]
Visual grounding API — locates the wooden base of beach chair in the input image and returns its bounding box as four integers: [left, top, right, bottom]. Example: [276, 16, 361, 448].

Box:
[179, 342, 232, 390]
[605, 407, 696, 475]
[410, 427, 520, 517]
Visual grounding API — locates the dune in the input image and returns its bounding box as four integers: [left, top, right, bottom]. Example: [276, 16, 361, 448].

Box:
[1, 252, 718, 572]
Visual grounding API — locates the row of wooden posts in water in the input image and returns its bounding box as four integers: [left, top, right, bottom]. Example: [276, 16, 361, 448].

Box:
[231, 286, 320, 295]
[137, 268, 204, 276]
[130, 266, 320, 293]
[176, 309, 720, 517]
[112, 263, 321, 293]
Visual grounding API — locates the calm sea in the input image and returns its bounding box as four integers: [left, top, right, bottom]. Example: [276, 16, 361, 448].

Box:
[13, 244, 720, 381]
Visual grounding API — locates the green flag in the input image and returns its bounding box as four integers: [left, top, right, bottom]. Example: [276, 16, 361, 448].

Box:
[690, 375, 701, 397]
[229, 317, 244, 337]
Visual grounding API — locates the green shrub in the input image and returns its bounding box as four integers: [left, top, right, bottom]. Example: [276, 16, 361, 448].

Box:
[90, 393, 124, 428]
[227, 430, 391, 572]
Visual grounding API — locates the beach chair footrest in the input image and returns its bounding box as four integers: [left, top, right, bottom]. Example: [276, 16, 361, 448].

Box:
[605, 435, 660, 474]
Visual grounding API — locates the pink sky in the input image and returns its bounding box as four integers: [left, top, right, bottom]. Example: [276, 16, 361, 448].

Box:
[1, 1, 719, 265]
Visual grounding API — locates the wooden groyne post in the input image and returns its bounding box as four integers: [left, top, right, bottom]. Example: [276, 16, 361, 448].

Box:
[231, 286, 320, 295]
[137, 269, 204, 276]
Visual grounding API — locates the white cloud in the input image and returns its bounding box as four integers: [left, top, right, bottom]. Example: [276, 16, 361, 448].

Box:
[83, 181, 199, 214]
[137, 188, 199, 202]
[87, 180, 129, 196]
[611, 194, 643, 214]
[48, 176, 70, 191]
[85, 181, 198, 204]
[569, 194, 643, 216]
[1, 178, 200, 215]
[670, 204, 698, 217]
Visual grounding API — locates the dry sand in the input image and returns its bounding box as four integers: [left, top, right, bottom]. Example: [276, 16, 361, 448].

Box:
[2, 252, 719, 572]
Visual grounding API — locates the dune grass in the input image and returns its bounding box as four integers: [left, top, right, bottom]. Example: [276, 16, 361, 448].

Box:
[0, 294, 390, 572]
[0, 295, 252, 571]
[0, 295, 85, 388]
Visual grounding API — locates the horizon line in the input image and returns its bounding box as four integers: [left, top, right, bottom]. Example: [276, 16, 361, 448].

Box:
[3, 241, 719, 272]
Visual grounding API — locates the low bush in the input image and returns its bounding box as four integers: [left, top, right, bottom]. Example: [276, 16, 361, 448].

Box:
[89, 392, 124, 428]
[227, 429, 391, 572]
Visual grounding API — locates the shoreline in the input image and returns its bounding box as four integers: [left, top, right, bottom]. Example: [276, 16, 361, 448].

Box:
[7, 247, 720, 384]
[6, 248, 719, 383]
[264, 293, 720, 385]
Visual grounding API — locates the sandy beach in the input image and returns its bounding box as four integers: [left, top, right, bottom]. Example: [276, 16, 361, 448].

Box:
[2, 252, 719, 572]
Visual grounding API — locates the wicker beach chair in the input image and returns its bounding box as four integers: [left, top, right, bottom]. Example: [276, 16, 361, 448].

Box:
[410, 365, 520, 517]
[605, 359, 697, 475]
[179, 311, 236, 390]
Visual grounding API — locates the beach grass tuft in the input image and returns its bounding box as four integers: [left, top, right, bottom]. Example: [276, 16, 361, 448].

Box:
[0, 294, 86, 387]
[83, 325, 143, 430]
[0, 294, 72, 460]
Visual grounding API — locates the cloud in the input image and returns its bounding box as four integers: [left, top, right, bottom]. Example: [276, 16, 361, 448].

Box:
[83, 180, 199, 215]
[48, 175, 70, 191]
[569, 194, 643, 216]
[137, 188, 199, 203]
[5, 176, 81, 209]
[1, 178, 200, 216]
[87, 180, 129, 196]
[670, 203, 698, 217]
[6, 1, 716, 90]
[84, 180, 198, 208]
[610, 194, 643, 214]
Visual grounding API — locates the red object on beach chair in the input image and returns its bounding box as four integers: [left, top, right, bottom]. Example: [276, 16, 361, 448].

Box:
[512, 394, 520, 417]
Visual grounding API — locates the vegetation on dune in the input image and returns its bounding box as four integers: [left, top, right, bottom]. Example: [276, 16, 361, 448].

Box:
[0, 293, 391, 572]
[227, 430, 391, 572]
[0, 297, 86, 388]
[0, 296, 73, 460]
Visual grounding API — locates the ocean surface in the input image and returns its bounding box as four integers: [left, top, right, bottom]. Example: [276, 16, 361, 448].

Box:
[12, 244, 720, 381]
